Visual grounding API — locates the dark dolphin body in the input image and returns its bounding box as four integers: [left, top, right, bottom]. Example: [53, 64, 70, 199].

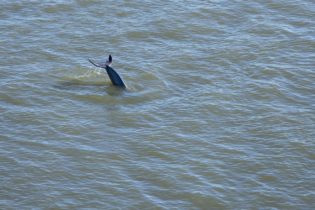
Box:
[88, 55, 126, 89]
[105, 65, 126, 88]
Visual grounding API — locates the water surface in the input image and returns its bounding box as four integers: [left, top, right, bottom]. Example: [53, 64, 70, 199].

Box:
[0, 0, 314, 209]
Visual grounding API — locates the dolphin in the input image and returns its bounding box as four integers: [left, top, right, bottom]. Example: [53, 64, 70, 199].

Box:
[88, 55, 126, 88]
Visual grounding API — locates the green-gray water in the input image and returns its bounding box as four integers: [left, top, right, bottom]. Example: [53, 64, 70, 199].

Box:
[1, 1, 314, 209]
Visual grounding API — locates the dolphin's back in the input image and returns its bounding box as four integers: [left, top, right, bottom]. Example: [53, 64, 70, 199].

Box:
[105, 65, 126, 88]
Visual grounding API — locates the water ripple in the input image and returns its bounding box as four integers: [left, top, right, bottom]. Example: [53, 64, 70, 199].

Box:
[1, 0, 314, 209]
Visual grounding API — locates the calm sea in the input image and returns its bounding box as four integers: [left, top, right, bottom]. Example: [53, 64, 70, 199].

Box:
[0, 0, 314, 209]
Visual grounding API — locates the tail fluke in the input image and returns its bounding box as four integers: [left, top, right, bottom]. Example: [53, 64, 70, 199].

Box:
[107, 55, 112, 65]
[88, 58, 101, 67]
[88, 54, 112, 68]
[88, 55, 126, 88]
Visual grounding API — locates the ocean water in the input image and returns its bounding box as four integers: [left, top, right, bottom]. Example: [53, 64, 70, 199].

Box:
[0, 0, 314, 209]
